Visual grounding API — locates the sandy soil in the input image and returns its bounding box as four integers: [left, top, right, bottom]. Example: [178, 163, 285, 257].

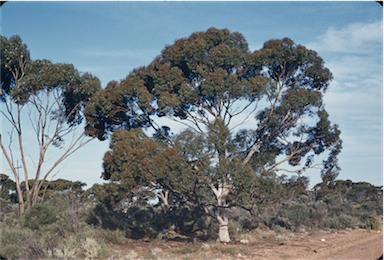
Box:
[107, 229, 383, 260]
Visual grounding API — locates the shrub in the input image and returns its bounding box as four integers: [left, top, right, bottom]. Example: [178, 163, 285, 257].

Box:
[96, 228, 128, 244]
[311, 200, 328, 228]
[228, 207, 258, 233]
[228, 218, 242, 240]
[0, 244, 23, 260]
[24, 203, 58, 230]
[150, 247, 163, 257]
[44, 236, 78, 259]
[328, 214, 357, 229]
[125, 250, 138, 259]
[82, 237, 101, 260]
[270, 216, 292, 230]
[273, 201, 312, 230]
[0, 198, 20, 227]
[47, 191, 91, 233]
[0, 227, 45, 259]
[359, 213, 382, 230]
[286, 203, 311, 228]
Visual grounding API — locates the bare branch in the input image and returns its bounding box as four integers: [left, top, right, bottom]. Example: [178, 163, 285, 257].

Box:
[229, 100, 259, 131]
[0, 134, 25, 212]
[34, 132, 95, 203]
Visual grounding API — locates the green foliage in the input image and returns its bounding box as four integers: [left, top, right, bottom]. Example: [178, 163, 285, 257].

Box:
[0, 35, 30, 99]
[253, 37, 332, 91]
[0, 187, 113, 259]
[96, 229, 128, 244]
[0, 198, 19, 227]
[21, 189, 89, 233]
[43, 235, 79, 260]
[0, 226, 45, 259]
[85, 29, 339, 173]
[40, 179, 86, 199]
[0, 174, 18, 203]
[361, 214, 382, 230]
[328, 214, 357, 229]
[24, 203, 59, 230]
[311, 200, 328, 228]
[86, 185, 217, 242]
[1, 36, 101, 121]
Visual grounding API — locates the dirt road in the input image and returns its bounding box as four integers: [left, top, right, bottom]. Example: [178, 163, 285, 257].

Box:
[108, 229, 383, 259]
[303, 229, 382, 260]
[237, 228, 383, 260]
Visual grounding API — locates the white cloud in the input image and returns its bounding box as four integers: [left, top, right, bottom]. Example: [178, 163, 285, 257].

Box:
[313, 21, 383, 123]
[309, 20, 382, 54]
[327, 56, 382, 88]
[308, 20, 383, 186]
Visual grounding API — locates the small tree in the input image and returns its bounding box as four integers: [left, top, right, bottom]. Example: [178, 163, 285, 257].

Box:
[0, 173, 17, 203]
[0, 35, 101, 215]
[85, 28, 342, 242]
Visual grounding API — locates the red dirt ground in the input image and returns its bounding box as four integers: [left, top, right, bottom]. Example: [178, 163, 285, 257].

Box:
[107, 228, 383, 259]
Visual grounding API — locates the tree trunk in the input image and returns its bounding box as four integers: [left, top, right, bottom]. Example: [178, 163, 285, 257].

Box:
[210, 182, 231, 242]
[217, 215, 230, 243]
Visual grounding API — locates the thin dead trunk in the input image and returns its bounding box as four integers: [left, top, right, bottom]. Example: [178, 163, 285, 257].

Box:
[0, 135, 26, 216]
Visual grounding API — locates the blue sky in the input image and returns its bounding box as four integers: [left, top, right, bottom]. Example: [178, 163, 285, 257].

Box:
[1, 1, 382, 188]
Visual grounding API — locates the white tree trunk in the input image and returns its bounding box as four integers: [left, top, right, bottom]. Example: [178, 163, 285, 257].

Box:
[211, 183, 231, 242]
[217, 215, 230, 242]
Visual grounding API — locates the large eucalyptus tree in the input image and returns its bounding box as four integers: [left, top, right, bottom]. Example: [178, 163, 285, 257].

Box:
[85, 28, 342, 242]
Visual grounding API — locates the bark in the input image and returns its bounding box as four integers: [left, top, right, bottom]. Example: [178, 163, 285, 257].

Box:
[159, 189, 169, 207]
[242, 142, 261, 165]
[0, 135, 25, 216]
[217, 215, 230, 243]
[211, 182, 231, 242]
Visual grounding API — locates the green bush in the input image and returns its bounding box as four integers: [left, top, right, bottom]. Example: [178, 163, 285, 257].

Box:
[24, 203, 59, 230]
[91, 228, 128, 244]
[269, 215, 292, 230]
[47, 191, 91, 233]
[43, 235, 78, 259]
[228, 207, 259, 232]
[311, 200, 328, 228]
[228, 218, 243, 240]
[359, 213, 382, 230]
[328, 214, 357, 229]
[0, 199, 20, 228]
[0, 227, 45, 259]
[275, 201, 312, 230]
[0, 244, 23, 260]
[287, 204, 311, 228]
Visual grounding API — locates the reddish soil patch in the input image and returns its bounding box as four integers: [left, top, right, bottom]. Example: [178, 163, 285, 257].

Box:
[107, 229, 383, 259]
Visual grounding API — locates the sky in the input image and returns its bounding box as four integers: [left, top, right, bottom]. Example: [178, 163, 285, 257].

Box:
[0, 1, 382, 188]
